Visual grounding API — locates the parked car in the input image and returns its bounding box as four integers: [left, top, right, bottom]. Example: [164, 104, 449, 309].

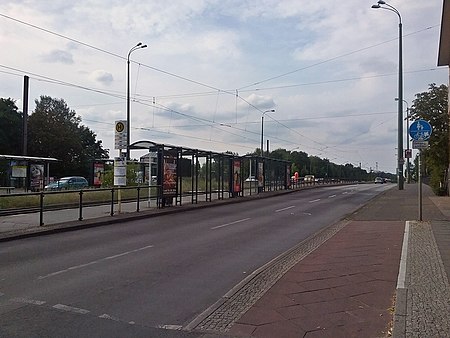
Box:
[374, 177, 385, 184]
[45, 176, 89, 190]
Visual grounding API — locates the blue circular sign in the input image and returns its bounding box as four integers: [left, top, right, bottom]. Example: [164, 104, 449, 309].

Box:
[409, 119, 432, 141]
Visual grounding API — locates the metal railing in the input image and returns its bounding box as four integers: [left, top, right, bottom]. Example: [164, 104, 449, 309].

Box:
[0, 179, 356, 227]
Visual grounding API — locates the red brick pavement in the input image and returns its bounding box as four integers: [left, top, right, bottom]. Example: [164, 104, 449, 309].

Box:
[229, 221, 405, 338]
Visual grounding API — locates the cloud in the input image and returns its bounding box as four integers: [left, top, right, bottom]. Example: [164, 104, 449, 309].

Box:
[40, 49, 74, 64]
[89, 70, 114, 86]
[241, 94, 276, 110]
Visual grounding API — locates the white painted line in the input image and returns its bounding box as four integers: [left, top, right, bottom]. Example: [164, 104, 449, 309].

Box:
[397, 221, 410, 289]
[99, 314, 120, 321]
[53, 304, 90, 314]
[275, 205, 295, 213]
[11, 297, 46, 305]
[157, 324, 183, 330]
[309, 199, 321, 203]
[328, 194, 337, 198]
[38, 245, 154, 280]
[303, 212, 312, 216]
[211, 218, 251, 230]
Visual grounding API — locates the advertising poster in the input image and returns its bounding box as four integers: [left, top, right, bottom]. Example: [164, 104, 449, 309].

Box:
[93, 162, 104, 187]
[257, 161, 264, 188]
[233, 159, 241, 193]
[163, 154, 177, 196]
[30, 164, 44, 191]
[12, 165, 27, 178]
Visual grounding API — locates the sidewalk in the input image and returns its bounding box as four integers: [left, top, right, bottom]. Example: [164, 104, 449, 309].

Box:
[227, 183, 450, 338]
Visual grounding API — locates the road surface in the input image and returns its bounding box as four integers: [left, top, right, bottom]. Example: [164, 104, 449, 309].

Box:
[0, 184, 392, 337]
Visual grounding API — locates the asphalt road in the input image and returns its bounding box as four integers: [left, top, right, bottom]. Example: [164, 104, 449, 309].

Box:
[0, 184, 392, 337]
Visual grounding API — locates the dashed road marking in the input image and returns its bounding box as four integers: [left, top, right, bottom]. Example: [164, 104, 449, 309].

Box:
[99, 313, 120, 321]
[38, 245, 154, 280]
[309, 199, 321, 203]
[328, 194, 337, 198]
[275, 206, 295, 213]
[53, 304, 90, 314]
[11, 297, 46, 305]
[157, 324, 183, 330]
[211, 218, 251, 230]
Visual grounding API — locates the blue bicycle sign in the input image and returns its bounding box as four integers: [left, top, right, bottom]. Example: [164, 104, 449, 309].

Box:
[409, 119, 432, 141]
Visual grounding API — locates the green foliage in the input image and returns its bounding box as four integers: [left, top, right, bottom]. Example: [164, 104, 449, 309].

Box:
[27, 96, 109, 178]
[265, 148, 392, 181]
[0, 98, 22, 155]
[410, 83, 449, 195]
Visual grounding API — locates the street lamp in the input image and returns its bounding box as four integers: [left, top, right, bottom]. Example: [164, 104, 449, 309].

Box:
[396, 97, 411, 183]
[372, 0, 404, 190]
[126, 42, 147, 161]
[261, 109, 275, 157]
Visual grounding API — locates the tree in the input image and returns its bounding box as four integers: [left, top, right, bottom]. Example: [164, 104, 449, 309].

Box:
[409, 83, 449, 195]
[0, 98, 22, 155]
[28, 96, 109, 178]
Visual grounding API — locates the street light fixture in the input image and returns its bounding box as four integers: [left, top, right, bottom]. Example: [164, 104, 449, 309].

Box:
[126, 42, 147, 161]
[372, 0, 404, 190]
[261, 109, 275, 157]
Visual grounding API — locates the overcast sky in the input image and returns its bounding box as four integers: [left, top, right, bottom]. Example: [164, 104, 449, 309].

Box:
[0, 0, 447, 174]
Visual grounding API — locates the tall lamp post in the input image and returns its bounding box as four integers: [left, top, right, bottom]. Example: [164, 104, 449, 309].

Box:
[261, 109, 275, 157]
[126, 42, 147, 161]
[372, 0, 404, 190]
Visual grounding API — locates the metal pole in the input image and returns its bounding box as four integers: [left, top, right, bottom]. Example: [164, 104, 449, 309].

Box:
[406, 107, 411, 183]
[371, 2, 403, 190]
[398, 21, 404, 190]
[260, 115, 264, 156]
[418, 150, 422, 221]
[126, 56, 131, 161]
[22, 75, 29, 156]
[126, 42, 147, 161]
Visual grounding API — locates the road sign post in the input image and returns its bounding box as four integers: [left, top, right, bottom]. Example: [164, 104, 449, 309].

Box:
[409, 119, 432, 221]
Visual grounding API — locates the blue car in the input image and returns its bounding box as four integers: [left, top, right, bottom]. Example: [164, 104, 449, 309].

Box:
[45, 176, 89, 191]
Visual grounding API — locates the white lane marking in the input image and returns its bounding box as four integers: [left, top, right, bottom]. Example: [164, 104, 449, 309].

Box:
[328, 194, 337, 198]
[275, 205, 295, 213]
[309, 199, 321, 203]
[157, 324, 183, 330]
[397, 221, 410, 289]
[99, 313, 120, 321]
[342, 191, 349, 195]
[53, 304, 90, 314]
[38, 245, 154, 280]
[303, 212, 312, 216]
[11, 297, 46, 305]
[211, 218, 251, 230]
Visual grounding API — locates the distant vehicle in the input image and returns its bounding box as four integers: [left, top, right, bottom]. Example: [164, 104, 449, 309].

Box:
[304, 175, 315, 183]
[374, 177, 385, 184]
[245, 176, 258, 182]
[45, 176, 89, 191]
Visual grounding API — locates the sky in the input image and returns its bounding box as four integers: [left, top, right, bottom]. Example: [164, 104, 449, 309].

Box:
[0, 0, 447, 174]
